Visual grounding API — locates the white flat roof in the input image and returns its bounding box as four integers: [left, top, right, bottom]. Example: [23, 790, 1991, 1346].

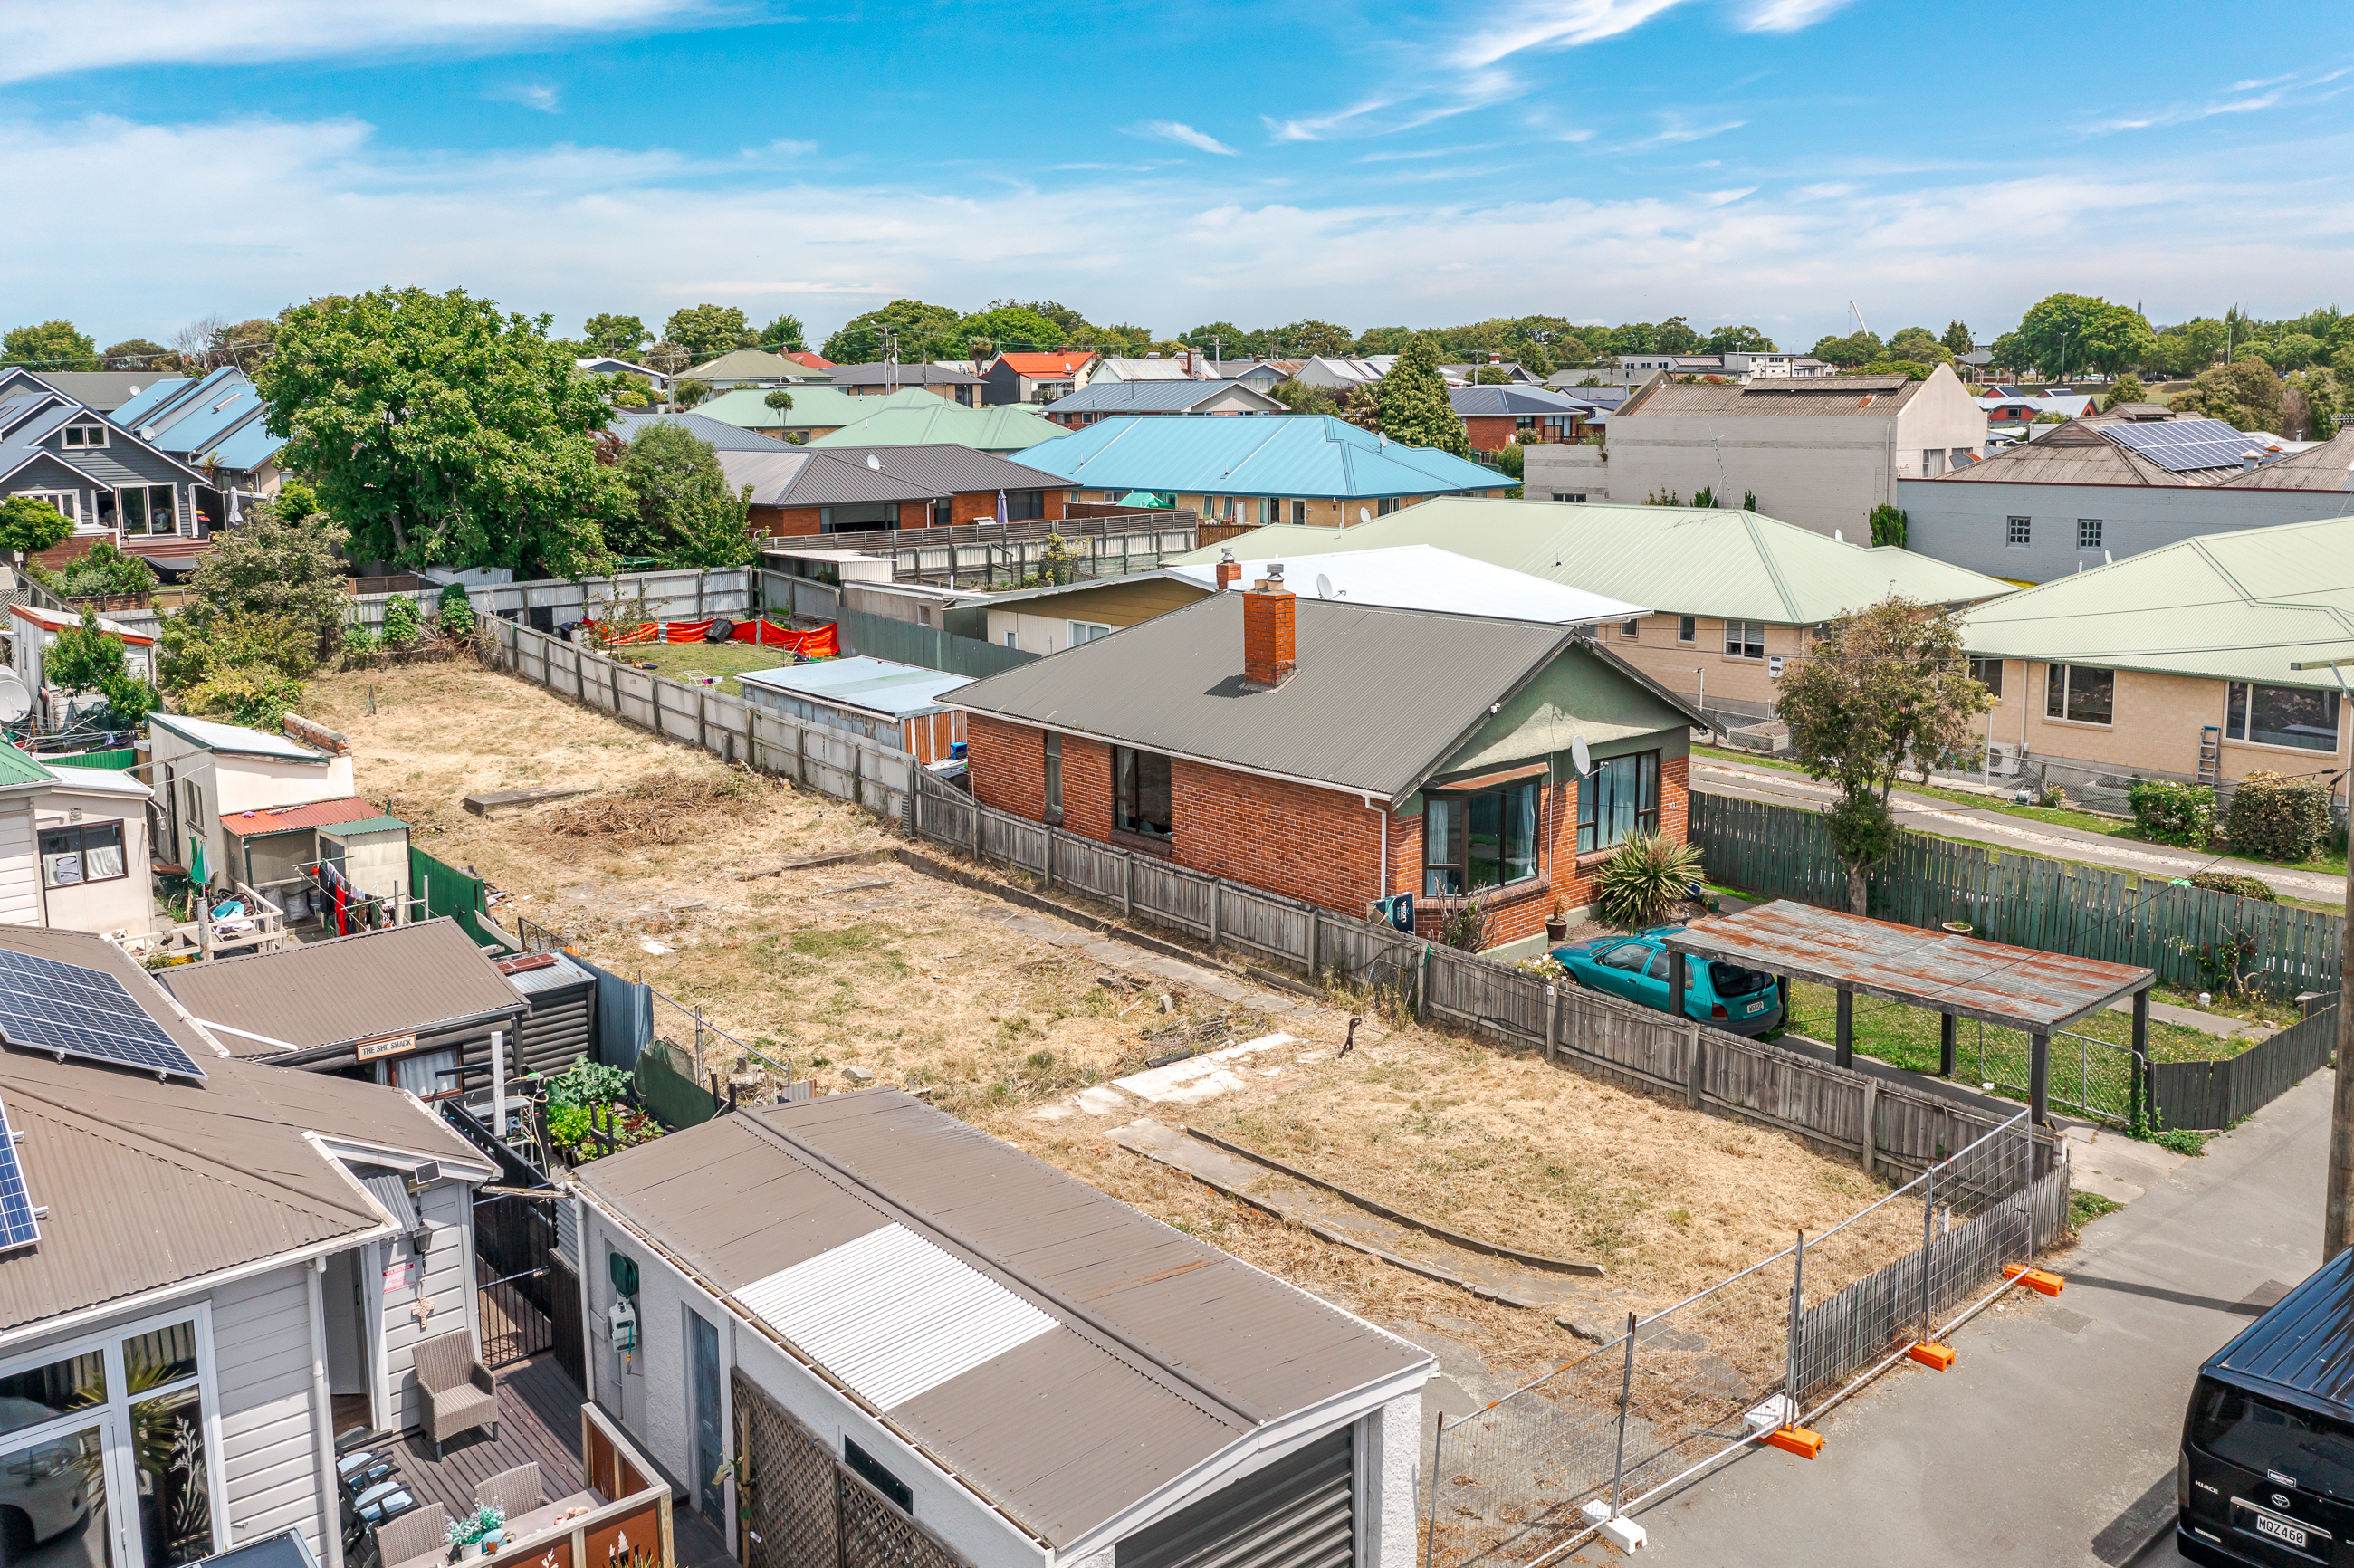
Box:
[149, 712, 326, 762]
[1167, 543, 1650, 625]
[739, 655, 972, 718]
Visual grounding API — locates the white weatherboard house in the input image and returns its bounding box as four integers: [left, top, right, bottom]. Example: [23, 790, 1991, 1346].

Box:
[0, 741, 158, 936]
[0, 924, 495, 1568]
[147, 713, 359, 890]
[574, 1090, 1432, 1568]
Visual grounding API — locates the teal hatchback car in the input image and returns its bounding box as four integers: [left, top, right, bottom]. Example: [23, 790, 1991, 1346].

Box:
[1552, 926, 1785, 1036]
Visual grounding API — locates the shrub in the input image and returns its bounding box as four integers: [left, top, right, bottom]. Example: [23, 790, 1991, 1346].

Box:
[381, 594, 422, 646]
[59, 540, 158, 598]
[180, 666, 305, 731]
[2129, 779, 2215, 846]
[435, 582, 476, 637]
[1867, 503, 1908, 547]
[2189, 870, 2274, 903]
[2225, 770, 2332, 864]
[1593, 833, 1706, 928]
[1431, 895, 1494, 952]
[544, 1055, 631, 1111]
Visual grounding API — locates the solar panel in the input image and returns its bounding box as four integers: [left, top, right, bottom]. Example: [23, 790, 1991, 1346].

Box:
[0, 1095, 41, 1252]
[2104, 418, 2273, 473]
[0, 950, 207, 1081]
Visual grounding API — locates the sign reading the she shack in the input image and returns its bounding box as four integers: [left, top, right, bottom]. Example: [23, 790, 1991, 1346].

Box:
[355, 1033, 420, 1061]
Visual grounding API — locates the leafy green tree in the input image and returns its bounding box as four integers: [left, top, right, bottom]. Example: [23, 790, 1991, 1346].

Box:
[1987, 331, 2032, 376]
[821, 300, 964, 365]
[436, 581, 476, 636]
[1941, 320, 1973, 358]
[1885, 326, 1950, 364]
[1652, 316, 1701, 354]
[59, 540, 158, 598]
[615, 423, 754, 567]
[583, 313, 651, 359]
[160, 609, 321, 694]
[1811, 330, 1885, 368]
[663, 304, 755, 365]
[1273, 320, 1354, 357]
[2173, 358, 2285, 432]
[953, 305, 1067, 359]
[1268, 379, 1341, 416]
[2015, 293, 2152, 378]
[762, 388, 795, 434]
[1703, 324, 1777, 354]
[1091, 323, 1157, 357]
[45, 613, 161, 725]
[1866, 503, 1908, 546]
[1472, 366, 1515, 385]
[2284, 369, 2343, 441]
[101, 338, 174, 368]
[1182, 321, 1261, 359]
[257, 286, 620, 578]
[2259, 333, 2324, 371]
[3, 320, 98, 370]
[2101, 374, 2149, 410]
[1857, 359, 1937, 380]
[1776, 597, 1992, 913]
[757, 314, 807, 353]
[0, 496, 72, 571]
[673, 378, 713, 409]
[1373, 336, 1469, 456]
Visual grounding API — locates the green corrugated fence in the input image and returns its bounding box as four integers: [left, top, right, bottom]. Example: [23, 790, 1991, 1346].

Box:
[1688, 791, 2339, 1001]
[42, 749, 138, 770]
[408, 846, 512, 951]
[634, 1038, 716, 1130]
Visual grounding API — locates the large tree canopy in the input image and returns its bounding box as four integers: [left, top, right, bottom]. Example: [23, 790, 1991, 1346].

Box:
[583, 313, 651, 359]
[2173, 358, 2286, 433]
[258, 286, 619, 578]
[3, 320, 98, 370]
[821, 300, 963, 365]
[614, 423, 754, 568]
[757, 314, 807, 352]
[664, 304, 756, 365]
[952, 305, 1067, 359]
[1374, 336, 1469, 456]
[2014, 293, 2152, 378]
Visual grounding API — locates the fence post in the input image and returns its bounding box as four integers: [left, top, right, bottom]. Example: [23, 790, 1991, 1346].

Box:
[972, 793, 983, 861]
[2129, 990, 2149, 1136]
[1938, 1012, 1956, 1078]
[1308, 907, 1322, 977]
[1685, 1024, 1703, 1109]
[1919, 1163, 1936, 1346]
[1210, 880, 1222, 951]
[694, 1007, 706, 1084]
[1123, 854, 1134, 918]
[1784, 1230, 1805, 1424]
[1545, 984, 1560, 1065]
[1043, 829, 1053, 889]
[1860, 1078, 1879, 1179]
[1608, 1310, 1638, 1519]
[797, 724, 809, 787]
[1424, 1419, 1445, 1568]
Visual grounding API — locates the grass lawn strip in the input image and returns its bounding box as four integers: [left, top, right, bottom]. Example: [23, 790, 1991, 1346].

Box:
[608, 630, 800, 695]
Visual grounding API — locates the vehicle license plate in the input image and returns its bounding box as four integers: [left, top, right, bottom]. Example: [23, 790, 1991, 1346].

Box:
[2254, 1511, 2309, 1549]
[1746, 999, 1766, 1013]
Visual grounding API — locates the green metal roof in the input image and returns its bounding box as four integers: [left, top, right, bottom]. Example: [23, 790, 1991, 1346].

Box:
[1958, 512, 2354, 688]
[0, 739, 54, 791]
[319, 816, 410, 837]
[695, 385, 888, 434]
[1167, 499, 2014, 626]
[805, 393, 1067, 454]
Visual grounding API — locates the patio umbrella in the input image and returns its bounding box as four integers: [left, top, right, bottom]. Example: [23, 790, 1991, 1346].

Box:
[994, 490, 1008, 526]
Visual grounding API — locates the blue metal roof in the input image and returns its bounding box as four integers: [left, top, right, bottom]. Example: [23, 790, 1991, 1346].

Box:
[203, 421, 285, 473]
[1014, 414, 1501, 500]
[109, 378, 196, 427]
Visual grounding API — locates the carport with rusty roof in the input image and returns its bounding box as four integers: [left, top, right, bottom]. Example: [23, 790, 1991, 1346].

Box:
[1660, 899, 2157, 1126]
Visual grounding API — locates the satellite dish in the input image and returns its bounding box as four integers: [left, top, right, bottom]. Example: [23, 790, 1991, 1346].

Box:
[865, 454, 882, 470]
[0, 674, 26, 723]
[1570, 734, 1592, 777]
[1358, 507, 1372, 524]
[1316, 573, 1333, 599]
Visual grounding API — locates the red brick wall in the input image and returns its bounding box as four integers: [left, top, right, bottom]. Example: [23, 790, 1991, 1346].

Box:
[1462, 416, 1517, 452]
[32, 534, 100, 571]
[947, 489, 1068, 526]
[751, 505, 825, 538]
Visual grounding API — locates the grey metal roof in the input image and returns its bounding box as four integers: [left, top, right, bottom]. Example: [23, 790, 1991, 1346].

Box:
[0, 926, 483, 1334]
[609, 408, 797, 453]
[349, 1163, 421, 1230]
[159, 918, 526, 1054]
[576, 1089, 1428, 1548]
[1042, 379, 1279, 416]
[822, 362, 981, 387]
[1447, 385, 1596, 417]
[950, 592, 1575, 800]
[2215, 427, 2354, 491]
[1934, 418, 2200, 487]
[500, 951, 596, 998]
[1660, 900, 2153, 1032]
[713, 447, 939, 507]
[739, 655, 971, 718]
[1622, 374, 1928, 419]
[803, 444, 1067, 495]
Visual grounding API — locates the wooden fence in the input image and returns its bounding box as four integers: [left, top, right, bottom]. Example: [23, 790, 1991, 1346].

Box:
[1689, 791, 2340, 1001]
[350, 566, 754, 634]
[2153, 1002, 2339, 1130]
[486, 619, 918, 818]
[910, 770, 2062, 1181]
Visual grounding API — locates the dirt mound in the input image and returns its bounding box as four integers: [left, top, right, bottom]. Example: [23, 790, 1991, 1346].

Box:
[542, 769, 775, 847]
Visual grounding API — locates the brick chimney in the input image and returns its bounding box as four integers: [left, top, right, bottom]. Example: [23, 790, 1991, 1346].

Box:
[1213, 547, 1240, 592]
[1241, 565, 1297, 689]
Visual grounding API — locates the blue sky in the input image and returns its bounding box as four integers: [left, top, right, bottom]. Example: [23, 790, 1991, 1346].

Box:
[5, 1, 2350, 352]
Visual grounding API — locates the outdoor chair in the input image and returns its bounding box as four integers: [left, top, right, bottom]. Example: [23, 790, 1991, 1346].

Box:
[412, 1329, 498, 1458]
[475, 1462, 544, 1522]
[373, 1503, 448, 1568]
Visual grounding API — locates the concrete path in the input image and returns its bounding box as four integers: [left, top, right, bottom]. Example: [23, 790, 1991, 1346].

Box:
[1603, 1067, 2330, 1568]
[1694, 758, 2341, 902]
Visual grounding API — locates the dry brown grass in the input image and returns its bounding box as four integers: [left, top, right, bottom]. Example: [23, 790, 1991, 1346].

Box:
[301, 659, 1920, 1385]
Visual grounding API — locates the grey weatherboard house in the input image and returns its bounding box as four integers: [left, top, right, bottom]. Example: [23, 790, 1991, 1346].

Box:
[0, 368, 219, 569]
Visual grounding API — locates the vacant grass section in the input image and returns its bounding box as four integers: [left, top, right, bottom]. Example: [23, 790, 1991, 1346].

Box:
[305, 660, 1927, 1383]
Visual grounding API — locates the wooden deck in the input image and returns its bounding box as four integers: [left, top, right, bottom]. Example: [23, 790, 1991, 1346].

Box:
[378, 1357, 733, 1568]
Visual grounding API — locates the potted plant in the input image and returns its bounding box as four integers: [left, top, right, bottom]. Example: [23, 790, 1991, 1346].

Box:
[446, 1505, 505, 1561]
[1544, 895, 1570, 943]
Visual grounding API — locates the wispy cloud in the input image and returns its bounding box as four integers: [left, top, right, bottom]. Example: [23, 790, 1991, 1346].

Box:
[1737, 0, 1856, 33]
[1451, 0, 1689, 70]
[1356, 143, 1495, 163]
[1609, 114, 1746, 152]
[490, 82, 562, 113]
[1126, 120, 1238, 156]
[2085, 68, 2351, 133]
[0, 0, 712, 83]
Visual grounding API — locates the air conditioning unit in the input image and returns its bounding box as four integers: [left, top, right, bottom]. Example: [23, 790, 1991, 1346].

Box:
[1986, 744, 2020, 778]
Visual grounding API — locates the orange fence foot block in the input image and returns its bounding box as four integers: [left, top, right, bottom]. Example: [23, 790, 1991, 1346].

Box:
[1909, 1342, 1957, 1371]
[1766, 1426, 1823, 1459]
[2004, 1266, 2065, 1296]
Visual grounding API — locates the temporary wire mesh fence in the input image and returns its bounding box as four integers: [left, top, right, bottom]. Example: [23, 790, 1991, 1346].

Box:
[1426, 1110, 2062, 1568]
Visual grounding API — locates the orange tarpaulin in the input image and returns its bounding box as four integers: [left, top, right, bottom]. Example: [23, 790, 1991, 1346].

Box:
[589, 619, 838, 657]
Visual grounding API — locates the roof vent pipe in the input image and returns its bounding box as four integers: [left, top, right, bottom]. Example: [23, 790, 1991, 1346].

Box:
[1241, 565, 1297, 690]
[2243, 451, 2260, 471]
[1214, 548, 1239, 593]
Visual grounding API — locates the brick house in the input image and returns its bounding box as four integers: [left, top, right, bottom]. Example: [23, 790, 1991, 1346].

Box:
[1448, 385, 1597, 452]
[951, 568, 1705, 954]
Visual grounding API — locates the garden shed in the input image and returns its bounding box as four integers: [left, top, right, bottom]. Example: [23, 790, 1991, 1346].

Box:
[498, 948, 598, 1076]
[1660, 899, 2156, 1125]
[738, 655, 970, 764]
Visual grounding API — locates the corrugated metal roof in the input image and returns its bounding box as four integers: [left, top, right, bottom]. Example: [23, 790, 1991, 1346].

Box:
[715, 447, 940, 507]
[1164, 499, 2013, 625]
[218, 795, 380, 837]
[1447, 386, 1595, 416]
[823, 362, 981, 387]
[733, 1222, 1060, 1410]
[349, 1163, 421, 1230]
[1957, 512, 2354, 686]
[680, 349, 833, 382]
[803, 394, 1067, 453]
[950, 593, 1573, 799]
[109, 377, 196, 426]
[10, 602, 156, 645]
[610, 408, 804, 452]
[575, 1089, 1427, 1547]
[0, 740, 54, 790]
[319, 815, 409, 837]
[0, 926, 483, 1334]
[1042, 380, 1280, 416]
[502, 951, 595, 998]
[1015, 414, 1500, 500]
[691, 387, 886, 435]
[2215, 427, 2354, 491]
[1622, 374, 1927, 419]
[150, 712, 327, 761]
[803, 445, 1067, 494]
[739, 655, 970, 718]
[994, 352, 1095, 377]
[1935, 419, 2199, 487]
[158, 918, 525, 1052]
[1660, 900, 2151, 1032]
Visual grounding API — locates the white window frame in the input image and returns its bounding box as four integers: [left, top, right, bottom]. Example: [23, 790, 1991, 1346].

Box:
[61, 422, 109, 449]
[0, 1299, 230, 1568]
[1068, 620, 1115, 645]
[21, 489, 78, 524]
[1722, 620, 1765, 661]
[118, 483, 178, 540]
[1618, 618, 1640, 640]
[2005, 515, 2031, 548]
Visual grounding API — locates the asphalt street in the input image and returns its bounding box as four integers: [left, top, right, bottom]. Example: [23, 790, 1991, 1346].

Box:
[1584, 1068, 2331, 1568]
[1695, 759, 2342, 903]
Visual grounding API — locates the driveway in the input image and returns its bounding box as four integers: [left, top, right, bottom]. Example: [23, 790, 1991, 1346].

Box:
[1694, 758, 2342, 903]
[1606, 1068, 2330, 1568]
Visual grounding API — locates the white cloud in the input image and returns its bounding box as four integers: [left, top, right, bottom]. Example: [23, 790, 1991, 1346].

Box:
[1452, 0, 1689, 69]
[0, 0, 707, 82]
[1609, 115, 1746, 151]
[1737, 0, 1856, 33]
[490, 83, 563, 113]
[1127, 121, 1238, 157]
[8, 110, 2353, 355]
[2084, 67, 2352, 134]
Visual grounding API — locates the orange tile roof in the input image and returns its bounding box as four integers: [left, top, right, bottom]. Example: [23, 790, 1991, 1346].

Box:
[217, 796, 383, 837]
[997, 351, 1094, 377]
[784, 351, 834, 368]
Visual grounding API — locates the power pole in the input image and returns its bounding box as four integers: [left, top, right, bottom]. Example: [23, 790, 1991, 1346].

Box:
[2295, 655, 2354, 1259]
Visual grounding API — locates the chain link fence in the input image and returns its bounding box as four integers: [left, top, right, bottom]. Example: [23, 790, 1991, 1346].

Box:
[1427, 1109, 2062, 1567]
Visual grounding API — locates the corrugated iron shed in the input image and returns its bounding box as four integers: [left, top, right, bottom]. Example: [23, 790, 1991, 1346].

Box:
[1660, 899, 2152, 1031]
[575, 1089, 1429, 1549]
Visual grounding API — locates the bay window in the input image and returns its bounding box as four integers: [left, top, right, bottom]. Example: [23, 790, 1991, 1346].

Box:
[1578, 751, 1660, 854]
[2227, 682, 2340, 751]
[1424, 777, 1541, 896]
